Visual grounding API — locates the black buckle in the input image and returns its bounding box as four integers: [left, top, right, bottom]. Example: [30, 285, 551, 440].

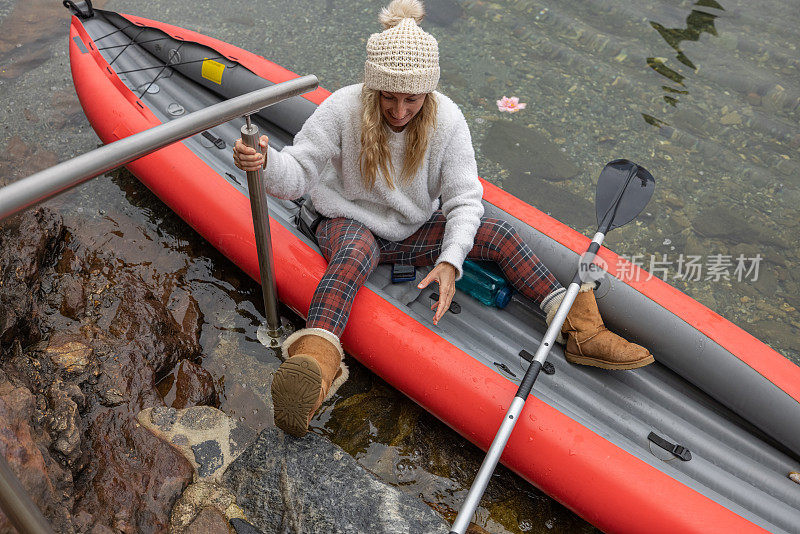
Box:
[519, 350, 555, 375]
[648, 431, 692, 461]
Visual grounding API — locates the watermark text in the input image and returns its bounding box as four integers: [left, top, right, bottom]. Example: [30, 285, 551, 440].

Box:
[616, 253, 762, 282]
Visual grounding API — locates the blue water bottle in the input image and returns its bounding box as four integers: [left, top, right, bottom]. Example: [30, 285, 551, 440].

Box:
[455, 260, 512, 308]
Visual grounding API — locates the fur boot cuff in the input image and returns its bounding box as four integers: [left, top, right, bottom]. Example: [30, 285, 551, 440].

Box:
[578, 282, 597, 293]
[542, 289, 566, 345]
[325, 361, 349, 401]
[542, 284, 595, 344]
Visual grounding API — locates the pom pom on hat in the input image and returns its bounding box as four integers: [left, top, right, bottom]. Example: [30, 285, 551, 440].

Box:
[379, 0, 425, 29]
[365, 0, 440, 94]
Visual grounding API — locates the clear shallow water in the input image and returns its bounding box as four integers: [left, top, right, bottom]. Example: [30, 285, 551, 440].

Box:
[1, 0, 798, 532]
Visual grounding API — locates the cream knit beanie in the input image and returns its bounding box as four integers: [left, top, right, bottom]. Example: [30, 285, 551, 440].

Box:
[364, 0, 440, 94]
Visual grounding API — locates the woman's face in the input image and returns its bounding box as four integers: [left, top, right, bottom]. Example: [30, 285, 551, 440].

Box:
[379, 91, 427, 131]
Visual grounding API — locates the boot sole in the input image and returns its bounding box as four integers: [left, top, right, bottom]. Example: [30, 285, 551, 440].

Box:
[271, 355, 322, 437]
[565, 351, 655, 370]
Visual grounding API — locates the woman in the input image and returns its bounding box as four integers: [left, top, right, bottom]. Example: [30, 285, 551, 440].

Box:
[234, 0, 653, 438]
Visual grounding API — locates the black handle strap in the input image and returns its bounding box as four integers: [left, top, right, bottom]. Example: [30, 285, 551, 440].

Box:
[202, 131, 226, 149]
[519, 350, 555, 375]
[428, 292, 461, 314]
[648, 431, 692, 461]
[63, 0, 94, 19]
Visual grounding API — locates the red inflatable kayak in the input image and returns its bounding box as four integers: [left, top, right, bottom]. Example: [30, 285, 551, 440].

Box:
[66, 5, 800, 533]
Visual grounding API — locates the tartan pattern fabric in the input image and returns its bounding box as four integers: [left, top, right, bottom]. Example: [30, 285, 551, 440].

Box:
[307, 211, 564, 337]
[307, 218, 381, 338]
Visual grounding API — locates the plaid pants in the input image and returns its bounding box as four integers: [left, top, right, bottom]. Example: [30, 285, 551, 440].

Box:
[307, 210, 564, 337]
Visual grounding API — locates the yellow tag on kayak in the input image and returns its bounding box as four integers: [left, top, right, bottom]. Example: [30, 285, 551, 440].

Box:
[201, 58, 225, 84]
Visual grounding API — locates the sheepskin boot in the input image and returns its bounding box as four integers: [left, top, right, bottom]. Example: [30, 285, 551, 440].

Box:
[271, 328, 348, 437]
[554, 285, 654, 370]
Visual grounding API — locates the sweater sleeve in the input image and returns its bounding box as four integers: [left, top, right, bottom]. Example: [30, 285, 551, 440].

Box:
[262, 93, 344, 200]
[435, 113, 484, 280]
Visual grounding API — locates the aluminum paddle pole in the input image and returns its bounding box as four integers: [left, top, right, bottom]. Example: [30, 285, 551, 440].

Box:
[450, 160, 655, 533]
[449, 244, 600, 534]
[0, 454, 56, 534]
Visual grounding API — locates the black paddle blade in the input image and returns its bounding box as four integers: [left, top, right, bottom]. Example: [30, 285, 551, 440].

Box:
[595, 159, 655, 232]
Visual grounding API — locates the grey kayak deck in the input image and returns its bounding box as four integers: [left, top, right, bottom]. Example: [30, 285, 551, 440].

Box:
[78, 10, 800, 532]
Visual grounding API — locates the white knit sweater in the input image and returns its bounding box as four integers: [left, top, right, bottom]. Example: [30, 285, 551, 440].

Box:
[263, 83, 484, 279]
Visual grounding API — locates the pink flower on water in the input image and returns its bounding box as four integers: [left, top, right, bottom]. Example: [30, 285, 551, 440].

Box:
[496, 96, 527, 113]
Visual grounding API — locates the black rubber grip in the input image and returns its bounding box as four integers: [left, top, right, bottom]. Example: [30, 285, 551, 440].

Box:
[516, 360, 542, 399]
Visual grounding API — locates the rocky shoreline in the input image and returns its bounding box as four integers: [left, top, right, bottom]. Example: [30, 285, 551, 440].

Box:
[0, 207, 199, 532]
[0, 206, 461, 533]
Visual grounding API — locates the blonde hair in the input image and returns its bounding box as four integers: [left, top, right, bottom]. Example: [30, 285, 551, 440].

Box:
[358, 87, 438, 190]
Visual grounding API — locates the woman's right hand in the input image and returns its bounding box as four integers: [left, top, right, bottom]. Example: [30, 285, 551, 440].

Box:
[233, 134, 269, 171]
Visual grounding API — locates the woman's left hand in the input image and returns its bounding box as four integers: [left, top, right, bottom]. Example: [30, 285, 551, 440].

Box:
[418, 262, 458, 326]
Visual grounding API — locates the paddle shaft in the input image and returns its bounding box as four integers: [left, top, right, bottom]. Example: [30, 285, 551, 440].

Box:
[0, 454, 55, 534]
[449, 233, 605, 534]
[451, 160, 652, 532]
[0, 76, 318, 223]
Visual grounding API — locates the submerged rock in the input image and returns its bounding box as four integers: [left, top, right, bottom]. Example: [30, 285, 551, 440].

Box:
[46, 333, 92, 375]
[186, 506, 233, 533]
[157, 359, 219, 409]
[222, 426, 450, 534]
[482, 120, 581, 183]
[0, 376, 74, 534]
[501, 171, 594, 231]
[425, 0, 464, 27]
[691, 205, 789, 249]
[77, 405, 193, 533]
[0, 206, 64, 346]
[58, 274, 86, 320]
[167, 290, 205, 351]
[45, 380, 83, 465]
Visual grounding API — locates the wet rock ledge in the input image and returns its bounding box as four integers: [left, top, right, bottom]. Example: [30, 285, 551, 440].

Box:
[0, 207, 454, 533]
[136, 405, 450, 533]
[0, 207, 200, 533]
[222, 423, 450, 533]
